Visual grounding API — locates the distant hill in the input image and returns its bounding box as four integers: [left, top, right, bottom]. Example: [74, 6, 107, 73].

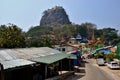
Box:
[40, 6, 71, 27]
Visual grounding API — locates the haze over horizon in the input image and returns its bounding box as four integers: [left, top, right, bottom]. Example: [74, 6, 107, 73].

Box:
[0, 0, 120, 32]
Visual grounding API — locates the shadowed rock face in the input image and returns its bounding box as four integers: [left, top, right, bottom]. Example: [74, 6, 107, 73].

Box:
[40, 6, 71, 27]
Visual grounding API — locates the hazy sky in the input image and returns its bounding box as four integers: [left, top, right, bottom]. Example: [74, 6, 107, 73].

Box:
[0, 0, 120, 32]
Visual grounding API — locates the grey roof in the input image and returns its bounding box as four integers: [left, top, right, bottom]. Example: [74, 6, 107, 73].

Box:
[0, 47, 62, 61]
[0, 47, 77, 70]
[30, 53, 74, 64]
[0, 59, 35, 69]
[14, 47, 62, 59]
[0, 49, 35, 70]
[0, 49, 20, 61]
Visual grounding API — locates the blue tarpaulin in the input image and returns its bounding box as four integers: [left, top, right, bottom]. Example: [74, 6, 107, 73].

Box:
[99, 49, 110, 54]
[73, 59, 78, 66]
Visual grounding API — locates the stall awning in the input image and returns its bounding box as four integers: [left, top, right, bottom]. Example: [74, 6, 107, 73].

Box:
[30, 53, 75, 64]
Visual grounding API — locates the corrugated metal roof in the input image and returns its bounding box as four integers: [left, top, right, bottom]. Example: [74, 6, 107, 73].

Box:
[30, 53, 75, 64]
[0, 49, 35, 69]
[0, 47, 73, 69]
[0, 49, 20, 61]
[0, 59, 35, 69]
[14, 47, 62, 59]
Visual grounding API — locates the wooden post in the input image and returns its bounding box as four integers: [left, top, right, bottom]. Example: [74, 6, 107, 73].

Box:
[45, 65, 47, 79]
[69, 57, 71, 71]
[60, 61, 62, 75]
[0, 63, 4, 80]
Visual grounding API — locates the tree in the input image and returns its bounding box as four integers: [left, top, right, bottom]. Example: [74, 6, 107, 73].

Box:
[26, 38, 41, 47]
[62, 24, 77, 40]
[106, 53, 117, 61]
[27, 26, 53, 37]
[102, 28, 118, 45]
[75, 23, 96, 39]
[0, 24, 26, 48]
[95, 28, 119, 45]
[40, 36, 52, 47]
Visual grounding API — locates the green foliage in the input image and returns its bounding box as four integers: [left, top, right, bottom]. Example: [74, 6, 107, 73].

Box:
[79, 23, 96, 39]
[26, 38, 41, 47]
[94, 28, 119, 46]
[101, 28, 118, 45]
[27, 22, 96, 40]
[116, 45, 120, 60]
[0, 24, 26, 48]
[26, 36, 52, 47]
[106, 53, 117, 61]
[112, 38, 120, 45]
[26, 22, 120, 46]
[27, 26, 53, 37]
[94, 29, 103, 39]
[95, 52, 104, 58]
[40, 36, 52, 47]
[61, 24, 77, 40]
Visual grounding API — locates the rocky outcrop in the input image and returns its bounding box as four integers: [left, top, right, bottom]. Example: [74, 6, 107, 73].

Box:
[40, 6, 71, 27]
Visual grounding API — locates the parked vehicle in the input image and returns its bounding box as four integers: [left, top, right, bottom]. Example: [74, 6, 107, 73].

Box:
[107, 61, 120, 69]
[96, 58, 105, 66]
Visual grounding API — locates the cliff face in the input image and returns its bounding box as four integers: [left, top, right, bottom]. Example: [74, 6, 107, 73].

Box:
[40, 6, 71, 27]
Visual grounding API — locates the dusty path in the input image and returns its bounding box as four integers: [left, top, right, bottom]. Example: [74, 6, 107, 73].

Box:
[66, 59, 118, 80]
